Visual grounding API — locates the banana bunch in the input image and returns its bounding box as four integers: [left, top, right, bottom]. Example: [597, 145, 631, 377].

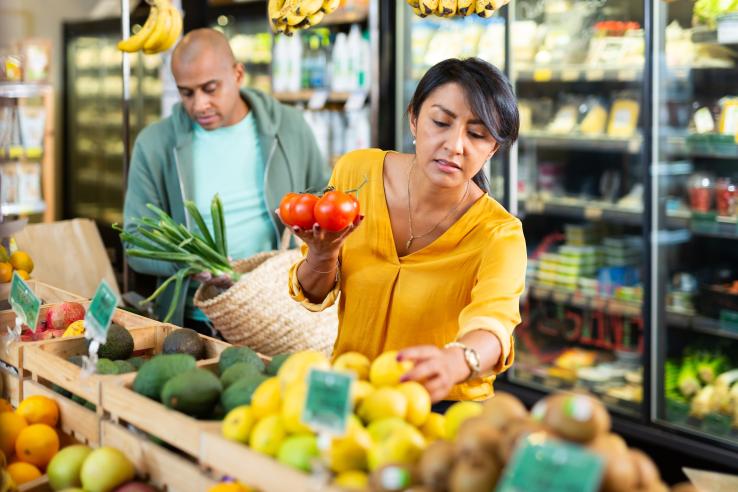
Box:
[269, 0, 341, 35]
[408, 0, 509, 19]
[118, 0, 183, 54]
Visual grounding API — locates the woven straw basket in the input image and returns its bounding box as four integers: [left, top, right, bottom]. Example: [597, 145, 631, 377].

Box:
[193, 248, 338, 356]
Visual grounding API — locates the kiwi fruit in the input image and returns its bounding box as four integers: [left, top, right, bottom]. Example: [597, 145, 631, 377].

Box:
[599, 447, 638, 492]
[588, 432, 628, 457]
[541, 394, 610, 443]
[448, 456, 501, 492]
[454, 417, 501, 464]
[629, 449, 660, 488]
[369, 464, 416, 492]
[481, 392, 528, 431]
[418, 440, 455, 491]
[495, 418, 542, 464]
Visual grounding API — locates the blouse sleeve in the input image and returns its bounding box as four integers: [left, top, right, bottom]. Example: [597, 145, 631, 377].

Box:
[457, 218, 527, 374]
[288, 244, 342, 312]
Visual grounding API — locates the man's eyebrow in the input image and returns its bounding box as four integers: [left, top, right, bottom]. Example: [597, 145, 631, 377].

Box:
[176, 79, 219, 91]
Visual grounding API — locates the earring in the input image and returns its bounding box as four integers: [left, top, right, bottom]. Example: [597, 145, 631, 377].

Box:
[412, 137, 416, 145]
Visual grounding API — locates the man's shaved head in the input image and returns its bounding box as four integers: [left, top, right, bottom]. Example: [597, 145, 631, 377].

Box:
[170, 28, 247, 130]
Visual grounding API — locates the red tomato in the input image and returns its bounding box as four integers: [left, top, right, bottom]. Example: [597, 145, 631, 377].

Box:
[290, 193, 319, 229]
[279, 192, 299, 225]
[314, 191, 360, 232]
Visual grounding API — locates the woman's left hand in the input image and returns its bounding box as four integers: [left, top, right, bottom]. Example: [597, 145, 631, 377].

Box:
[397, 345, 470, 403]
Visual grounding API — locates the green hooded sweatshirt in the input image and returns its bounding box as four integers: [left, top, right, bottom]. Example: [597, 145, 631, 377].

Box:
[123, 88, 330, 326]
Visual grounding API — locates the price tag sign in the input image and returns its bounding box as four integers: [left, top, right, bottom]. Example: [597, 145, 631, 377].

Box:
[9, 272, 41, 332]
[344, 91, 368, 111]
[84, 280, 117, 343]
[307, 90, 329, 110]
[302, 368, 354, 436]
[496, 436, 604, 492]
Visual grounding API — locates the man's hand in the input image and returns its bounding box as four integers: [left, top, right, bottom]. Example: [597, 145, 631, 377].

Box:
[192, 271, 234, 289]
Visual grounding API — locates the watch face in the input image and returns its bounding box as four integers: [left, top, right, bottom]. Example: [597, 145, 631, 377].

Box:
[466, 348, 481, 372]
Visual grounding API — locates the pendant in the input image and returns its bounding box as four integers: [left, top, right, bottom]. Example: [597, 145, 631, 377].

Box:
[406, 237, 413, 250]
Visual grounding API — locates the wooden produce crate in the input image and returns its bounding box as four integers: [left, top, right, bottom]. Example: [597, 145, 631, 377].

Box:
[200, 430, 343, 492]
[101, 421, 219, 492]
[0, 280, 85, 312]
[22, 324, 229, 409]
[1, 363, 21, 406]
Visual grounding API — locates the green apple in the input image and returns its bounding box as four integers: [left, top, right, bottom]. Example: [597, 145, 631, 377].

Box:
[80, 447, 136, 492]
[47, 445, 93, 490]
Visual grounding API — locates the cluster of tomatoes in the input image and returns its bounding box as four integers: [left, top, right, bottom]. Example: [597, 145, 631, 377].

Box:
[279, 189, 360, 232]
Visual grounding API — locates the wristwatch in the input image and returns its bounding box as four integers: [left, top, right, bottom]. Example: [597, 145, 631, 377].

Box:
[444, 342, 481, 382]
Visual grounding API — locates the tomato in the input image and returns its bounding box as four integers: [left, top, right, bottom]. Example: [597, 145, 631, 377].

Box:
[314, 191, 360, 232]
[290, 193, 319, 229]
[279, 192, 299, 225]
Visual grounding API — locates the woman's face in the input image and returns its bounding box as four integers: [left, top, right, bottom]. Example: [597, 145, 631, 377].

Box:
[410, 82, 498, 189]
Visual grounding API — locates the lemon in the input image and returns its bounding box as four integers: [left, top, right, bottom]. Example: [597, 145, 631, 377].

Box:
[351, 380, 374, 409]
[358, 387, 407, 424]
[397, 381, 431, 427]
[333, 352, 371, 381]
[277, 435, 319, 472]
[222, 406, 255, 444]
[249, 415, 287, 456]
[251, 377, 281, 420]
[444, 401, 483, 440]
[367, 425, 425, 471]
[9, 251, 33, 274]
[420, 412, 446, 441]
[63, 320, 86, 338]
[366, 417, 409, 443]
[328, 425, 372, 473]
[333, 470, 369, 490]
[280, 383, 312, 435]
[277, 351, 330, 389]
[369, 351, 413, 387]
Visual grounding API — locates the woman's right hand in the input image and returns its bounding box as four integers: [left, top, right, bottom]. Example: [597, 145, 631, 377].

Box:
[276, 210, 364, 265]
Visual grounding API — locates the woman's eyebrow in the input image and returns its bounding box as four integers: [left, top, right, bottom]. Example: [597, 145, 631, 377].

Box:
[431, 104, 483, 125]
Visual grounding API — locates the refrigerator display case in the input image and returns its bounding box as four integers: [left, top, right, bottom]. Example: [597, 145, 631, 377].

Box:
[652, 0, 738, 449]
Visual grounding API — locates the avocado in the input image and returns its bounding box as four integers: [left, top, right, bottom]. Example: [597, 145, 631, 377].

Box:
[96, 358, 119, 375]
[220, 373, 268, 413]
[68, 355, 86, 368]
[132, 354, 197, 400]
[127, 356, 146, 370]
[114, 360, 137, 374]
[218, 346, 264, 374]
[160, 368, 222, 418]
[220, 362, 263, 389]
[266, 353, 291, 376]
[162, 328, 206, 360]
[87, 324, 134, 360]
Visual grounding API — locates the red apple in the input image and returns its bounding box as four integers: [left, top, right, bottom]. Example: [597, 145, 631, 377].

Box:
[45, 302, 86, 331]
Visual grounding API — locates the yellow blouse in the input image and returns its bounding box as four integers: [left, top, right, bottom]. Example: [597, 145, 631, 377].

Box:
[289, 149, 527, 400]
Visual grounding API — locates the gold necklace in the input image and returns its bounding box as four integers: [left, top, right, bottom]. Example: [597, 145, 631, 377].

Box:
[406, 157, 470, 251]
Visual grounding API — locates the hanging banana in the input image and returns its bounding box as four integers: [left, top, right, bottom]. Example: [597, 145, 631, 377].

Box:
[269, 0, 342, 33]
[117, 0, 183, 54]
[406, 0, 508, 19]
[457, 0, 474, 16]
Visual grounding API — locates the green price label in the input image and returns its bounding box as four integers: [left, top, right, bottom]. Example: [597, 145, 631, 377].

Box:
[10, 272, 41, 332]
[302, 368, 354, 436]
[84, 280, 117, 343]
[496, 435, 604, 492]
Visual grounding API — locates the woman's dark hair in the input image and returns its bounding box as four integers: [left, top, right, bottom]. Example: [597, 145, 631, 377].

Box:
[407, 58, 519, 193]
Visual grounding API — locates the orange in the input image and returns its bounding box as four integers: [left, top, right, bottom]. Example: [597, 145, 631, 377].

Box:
[14, 423, 59, 469]
[0, 398, 13, 413]
[16, 396, 59, 427]
[9, 251, 33, 274]
[6, 461, 42, 485]
[0, 411, 27, 456]
[16, 269, 29, 280]
[0, 262, 12, 283]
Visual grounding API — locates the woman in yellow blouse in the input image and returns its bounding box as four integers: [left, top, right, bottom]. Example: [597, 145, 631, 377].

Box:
[285, 58, 526, 403]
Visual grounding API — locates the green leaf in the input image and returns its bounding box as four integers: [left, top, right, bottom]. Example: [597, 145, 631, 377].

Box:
[185, 200, 217, 249]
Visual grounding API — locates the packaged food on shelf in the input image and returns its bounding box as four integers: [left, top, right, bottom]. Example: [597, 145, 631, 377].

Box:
[607, 98, 641, 138]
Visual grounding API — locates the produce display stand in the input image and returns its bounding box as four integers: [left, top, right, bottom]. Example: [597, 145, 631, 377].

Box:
[0, 280, 85, 309]
[0, 363, 21, 406]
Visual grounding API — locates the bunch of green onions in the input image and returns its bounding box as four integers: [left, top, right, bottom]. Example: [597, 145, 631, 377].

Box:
[114, 194, 239, 322]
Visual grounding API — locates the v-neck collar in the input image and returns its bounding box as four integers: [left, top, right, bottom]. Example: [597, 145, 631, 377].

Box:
[378, 151, 486, 262]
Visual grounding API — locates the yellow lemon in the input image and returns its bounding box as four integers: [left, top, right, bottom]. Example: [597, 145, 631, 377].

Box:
[280, 383, 312, 435]
[420, 412, 446, 441]
[9, 251, 33, 274]
[367, 425, 425, 471]
[397, 381, 431, 427]
[15, 270, 29, 280]
[333, 470, 369, 490]
[277, 351, 330, 389]
[369, 351, 413, 387]
[351, 380, 374, 409]
[328, 425, 372, 473]
[251, 377, 281, 420]
[222, 406, 255, 444]
[249, 415, 286, 457]
[16, 395, 59, 427]
[444, 401, 483, 440]
[333, 352, 371, 381]
[358, 387, 407, 424]
[366, 417, 410, 443]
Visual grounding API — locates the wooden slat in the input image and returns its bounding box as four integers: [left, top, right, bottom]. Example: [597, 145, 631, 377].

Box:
[0, 280, 85, 307]
[1, 366, 21, 406]
[18, 475, 53, 492]
[101, 421, 218, 492]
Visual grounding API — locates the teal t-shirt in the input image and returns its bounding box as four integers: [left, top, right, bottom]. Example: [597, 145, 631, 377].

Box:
[183, 112, 276, 321]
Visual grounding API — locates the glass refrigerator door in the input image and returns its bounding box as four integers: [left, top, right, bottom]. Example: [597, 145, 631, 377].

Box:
[653, 1, 738, 446]
[394, 3, 507, 201]
[508, 0, 647, 418]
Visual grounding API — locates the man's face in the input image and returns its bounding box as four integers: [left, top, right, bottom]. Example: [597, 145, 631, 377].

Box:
[172, 51, 244, 130]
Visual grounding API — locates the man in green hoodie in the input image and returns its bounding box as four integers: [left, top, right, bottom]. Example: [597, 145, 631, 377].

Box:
[123, 28, 329, 330]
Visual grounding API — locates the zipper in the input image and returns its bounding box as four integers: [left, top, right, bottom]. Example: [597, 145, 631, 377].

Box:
[263, 137, 282, 246]
[172, 146, 192, 230]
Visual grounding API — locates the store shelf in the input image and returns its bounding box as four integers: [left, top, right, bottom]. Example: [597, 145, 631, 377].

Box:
[527, 282, 642, 317]
[322, 6, 369, 25]
[516, 65, 642, 83]
[667, 310, 738, 341]
[0, 82, 52, 98]
[665, 210, 738, 240]
[520, 131, 643, 154]
[520, 195, 643, 225]
[1, 201, 46, 216]
[272, 90, 353, 103]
